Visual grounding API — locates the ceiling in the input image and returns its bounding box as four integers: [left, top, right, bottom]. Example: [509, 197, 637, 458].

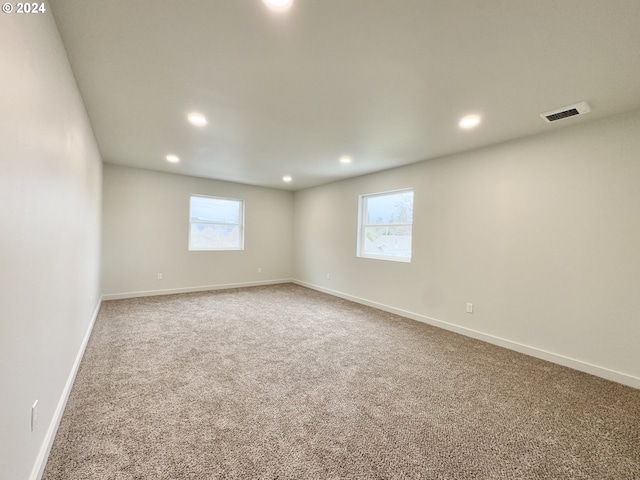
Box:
[50, 0, 640, 191]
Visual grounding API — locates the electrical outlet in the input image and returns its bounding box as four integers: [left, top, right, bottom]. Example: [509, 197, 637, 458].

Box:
[157, 273, 163, 280]
[466, 303, 474, 314]
[31, 400, 38, 432]
[326, 273, 330, 280]
[257, 267, 262, 274]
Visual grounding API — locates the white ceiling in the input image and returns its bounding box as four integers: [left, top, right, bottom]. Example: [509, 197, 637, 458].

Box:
[50, 0, 640, 191]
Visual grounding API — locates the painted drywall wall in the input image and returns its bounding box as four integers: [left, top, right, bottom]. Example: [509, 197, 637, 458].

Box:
[293, 109, 640, 387]
[102, 165, 293, 297]
[0, 12, 103, 480]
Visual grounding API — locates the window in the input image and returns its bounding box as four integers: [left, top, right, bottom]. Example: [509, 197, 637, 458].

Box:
[357, 189, 413, 262]
[189, 195, 244, 251]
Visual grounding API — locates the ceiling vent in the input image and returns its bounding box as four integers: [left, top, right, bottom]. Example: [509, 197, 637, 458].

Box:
[541, 101, 591, 123]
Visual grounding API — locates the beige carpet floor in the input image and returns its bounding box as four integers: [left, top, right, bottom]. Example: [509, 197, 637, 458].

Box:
[43, 284, 640, 479]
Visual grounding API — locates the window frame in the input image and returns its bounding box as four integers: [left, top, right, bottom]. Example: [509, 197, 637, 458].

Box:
[357, 188, 413, 263]
[188, 194, 245, 251]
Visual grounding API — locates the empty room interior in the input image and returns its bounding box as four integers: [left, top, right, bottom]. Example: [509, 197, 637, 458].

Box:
[2, 0, 640, 479]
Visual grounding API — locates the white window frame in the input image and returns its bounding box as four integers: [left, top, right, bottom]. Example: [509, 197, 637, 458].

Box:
[357, 188, 413, 263]
[188, 194, 245, 251]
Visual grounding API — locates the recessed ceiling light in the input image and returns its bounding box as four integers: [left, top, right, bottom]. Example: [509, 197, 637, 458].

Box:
[187, 112, 207, 127]
[282, 175, 292, 183]
[263, 0, 293, 11]
[459, 114, 481, 129]
[339, 155, 352, 164]
[166, 154, 180, 163]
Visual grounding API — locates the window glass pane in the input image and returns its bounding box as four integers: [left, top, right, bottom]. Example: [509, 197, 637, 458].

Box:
[366, 191, 413, 225]
[358, 188, 413, 262]
[190, 196, 240, 224]
[362, 226, 412, 258]
[190, 224, 241, 250]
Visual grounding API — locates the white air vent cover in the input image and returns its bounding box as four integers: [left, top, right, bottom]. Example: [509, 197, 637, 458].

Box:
[541, 101, 591, 123]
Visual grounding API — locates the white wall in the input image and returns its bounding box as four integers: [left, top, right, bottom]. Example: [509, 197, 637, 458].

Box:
[102, 164, 293, 297]
[0, 12, 102, 480]
[293, 109, 640, 388]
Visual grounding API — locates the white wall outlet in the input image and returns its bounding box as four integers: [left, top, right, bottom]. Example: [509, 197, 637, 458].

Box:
[326, 273, 330, 280]
[466, 303, 474, 314]
[157, 273, 163, 280]
[257, 267, 262, 274]
[31, 400, 38, 432]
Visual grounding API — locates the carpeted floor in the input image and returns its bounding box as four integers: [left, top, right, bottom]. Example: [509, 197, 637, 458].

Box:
[43, 284, 640, 479]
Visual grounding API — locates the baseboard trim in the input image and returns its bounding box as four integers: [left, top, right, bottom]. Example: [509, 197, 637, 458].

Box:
[102, 278, 293, 301]
[30, 296, 103, 480]
[293, 279, 640, 390]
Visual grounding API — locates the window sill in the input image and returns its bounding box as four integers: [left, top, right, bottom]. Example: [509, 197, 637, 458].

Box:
[357, 254, 411, 263]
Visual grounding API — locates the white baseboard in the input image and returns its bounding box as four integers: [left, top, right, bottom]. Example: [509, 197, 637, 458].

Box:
[293, 279, 640, 390]
[102, 278, 293, 301]
[30, 297, 103, 480]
